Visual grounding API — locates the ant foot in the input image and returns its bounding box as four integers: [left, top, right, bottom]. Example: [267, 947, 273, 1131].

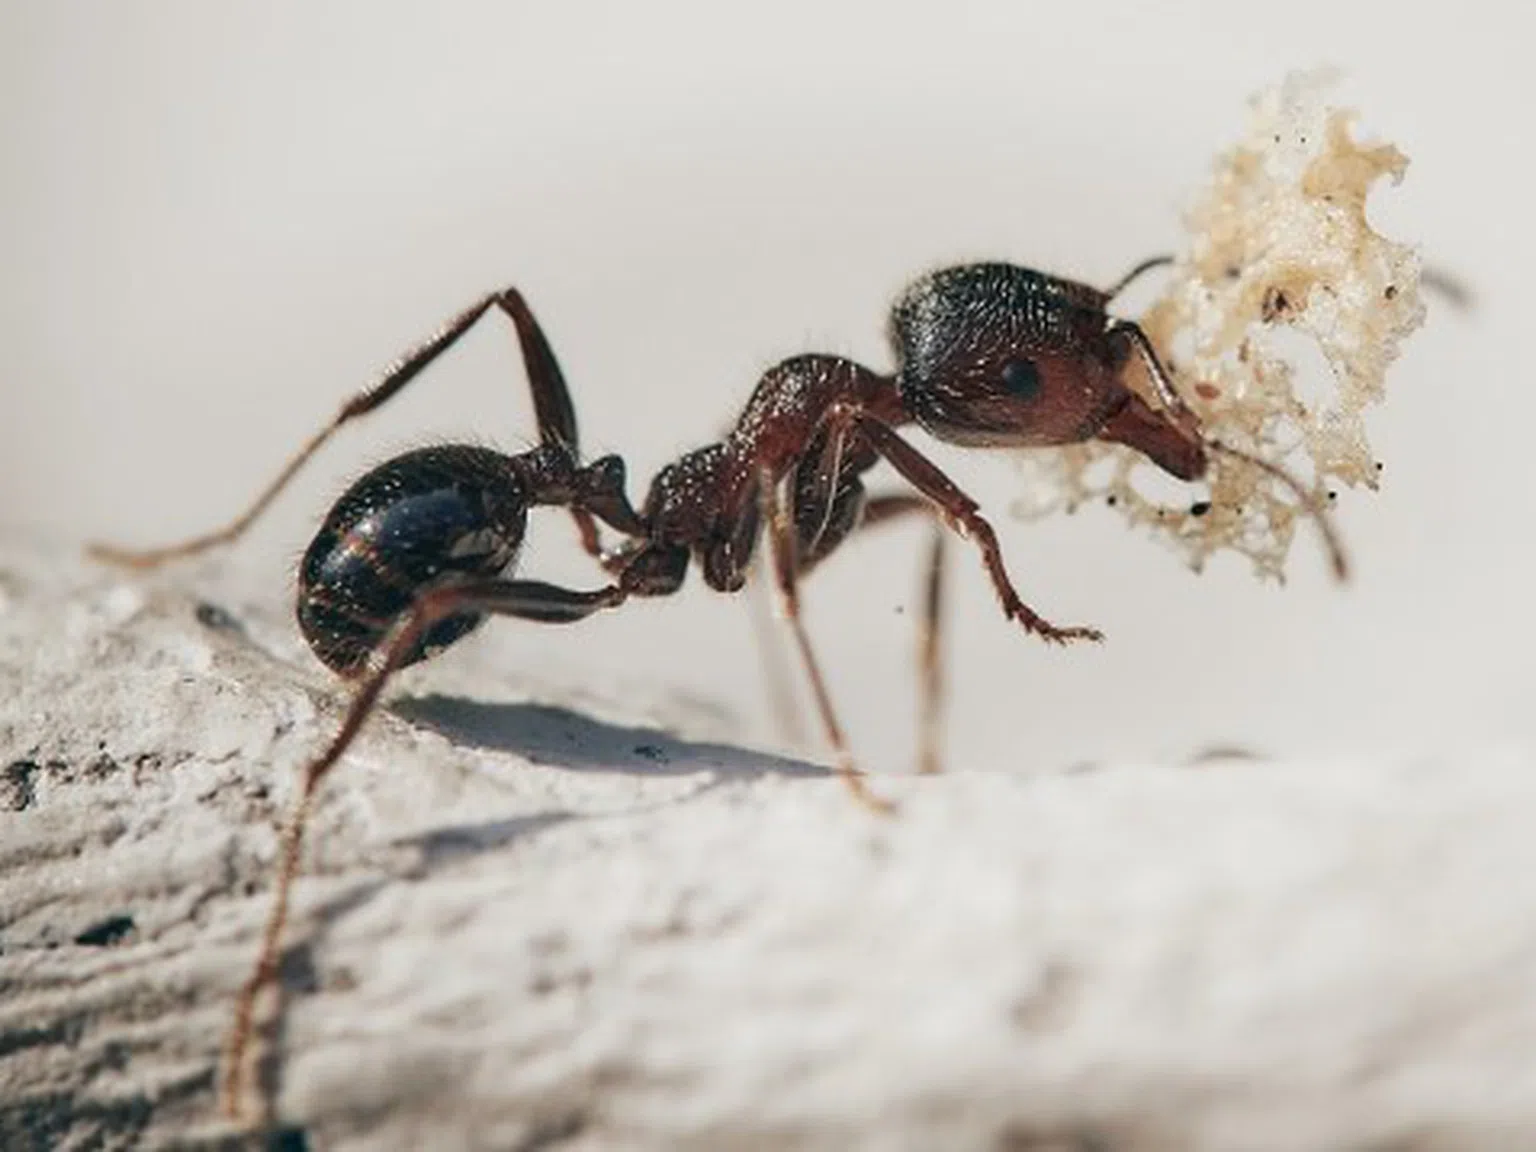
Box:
[1036, 622, 1104, 645]
[1011, 605, 1104, 645]
[85, 541, 166, 570]
[836, 760, 899, 816]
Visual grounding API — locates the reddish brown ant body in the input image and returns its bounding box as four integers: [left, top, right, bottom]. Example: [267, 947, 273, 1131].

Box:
[91, 256, 1344, 1119]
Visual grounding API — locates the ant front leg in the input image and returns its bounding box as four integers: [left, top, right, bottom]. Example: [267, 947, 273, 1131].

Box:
[91, 286, 613, 567]
[221, 576, 625, 1123]
[852, 416, 1103, 646]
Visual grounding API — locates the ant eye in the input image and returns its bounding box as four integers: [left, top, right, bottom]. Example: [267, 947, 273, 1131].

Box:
[1001, 357, 1041, 400]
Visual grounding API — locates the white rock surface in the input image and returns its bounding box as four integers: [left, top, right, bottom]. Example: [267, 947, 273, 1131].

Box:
[3, 533, 1536, 1150]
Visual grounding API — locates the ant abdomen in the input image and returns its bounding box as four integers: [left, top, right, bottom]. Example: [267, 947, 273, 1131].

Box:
[297, 445, 529, 675]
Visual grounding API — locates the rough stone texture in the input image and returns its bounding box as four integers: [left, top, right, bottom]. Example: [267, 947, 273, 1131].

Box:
[4, 532, 1536, 1151]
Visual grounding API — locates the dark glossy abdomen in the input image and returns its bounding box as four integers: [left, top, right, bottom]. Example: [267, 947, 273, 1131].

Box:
[297, 445, 526, 675]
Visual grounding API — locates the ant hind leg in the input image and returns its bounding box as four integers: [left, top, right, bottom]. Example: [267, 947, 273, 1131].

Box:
[220, 576, 625, 1123]
[91, 287, 593, 568]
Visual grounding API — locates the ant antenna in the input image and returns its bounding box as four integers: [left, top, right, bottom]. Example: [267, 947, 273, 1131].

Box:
[1421, 266, 1474, 310]
[1108, 317, 1349, 583]
[1105, 255, 1175, 301]
[1206, 439, 1350, 582]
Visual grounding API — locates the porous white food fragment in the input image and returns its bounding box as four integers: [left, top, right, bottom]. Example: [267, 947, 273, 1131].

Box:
[1013, 72, 1426, 580]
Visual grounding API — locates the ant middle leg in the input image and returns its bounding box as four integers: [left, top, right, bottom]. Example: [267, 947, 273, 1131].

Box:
[787, 422, 953, 774]
[91, 286, 608, 567]
[220, 575, 625, 1122]
[852, 415, 1104, 646]
[791, 467, 951, 775]
[855, 495, 949, 776]
[757, 469, 895, 815]
[749, 488, 949, 775]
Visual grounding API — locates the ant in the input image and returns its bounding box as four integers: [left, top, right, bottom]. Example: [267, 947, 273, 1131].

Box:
[90, 255, 1345, 1120]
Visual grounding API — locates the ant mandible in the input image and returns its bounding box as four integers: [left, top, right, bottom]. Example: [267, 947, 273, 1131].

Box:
[91, 256, 1346, 1120]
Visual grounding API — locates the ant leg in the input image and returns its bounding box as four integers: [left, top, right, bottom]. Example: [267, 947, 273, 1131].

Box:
[745, 553, 809, 750]
[569, 510, 606, 561]
[759, 457, 950, 773]
[853, 495, 949, 776]
[916, 524, 946, 775]
[91, 287, 599, 567]
[853, 416, 1103, 646]
[787, 424, 951, 774]
[757, 469, 895, 815]
[220, 576, 625, 1123]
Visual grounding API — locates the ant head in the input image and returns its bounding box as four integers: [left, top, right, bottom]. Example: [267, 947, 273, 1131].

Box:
[891, 264, 1202, 467]
[890, 262, 1347, 580]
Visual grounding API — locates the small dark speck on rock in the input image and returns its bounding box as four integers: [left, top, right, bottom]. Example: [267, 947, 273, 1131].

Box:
[996, 1123, 1110, 1152]
[75, 915, 136, 947]
[4, 760, 37, 811]
[1261, 286, 1292, 322]
[265, 1128, 312, 1152]
[512, 1111, 588, 1152]
[195, 600, 242, 632]
[86, 753, 119, 781]
[633, 744, 669, 765]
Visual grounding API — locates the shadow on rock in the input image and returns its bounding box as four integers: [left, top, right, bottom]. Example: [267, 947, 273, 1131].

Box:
[391, 695, 828, 781]
[400, 811, 576, 870]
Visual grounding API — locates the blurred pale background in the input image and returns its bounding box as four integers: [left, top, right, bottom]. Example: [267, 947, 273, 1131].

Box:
[1, 2, 1528, 775]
